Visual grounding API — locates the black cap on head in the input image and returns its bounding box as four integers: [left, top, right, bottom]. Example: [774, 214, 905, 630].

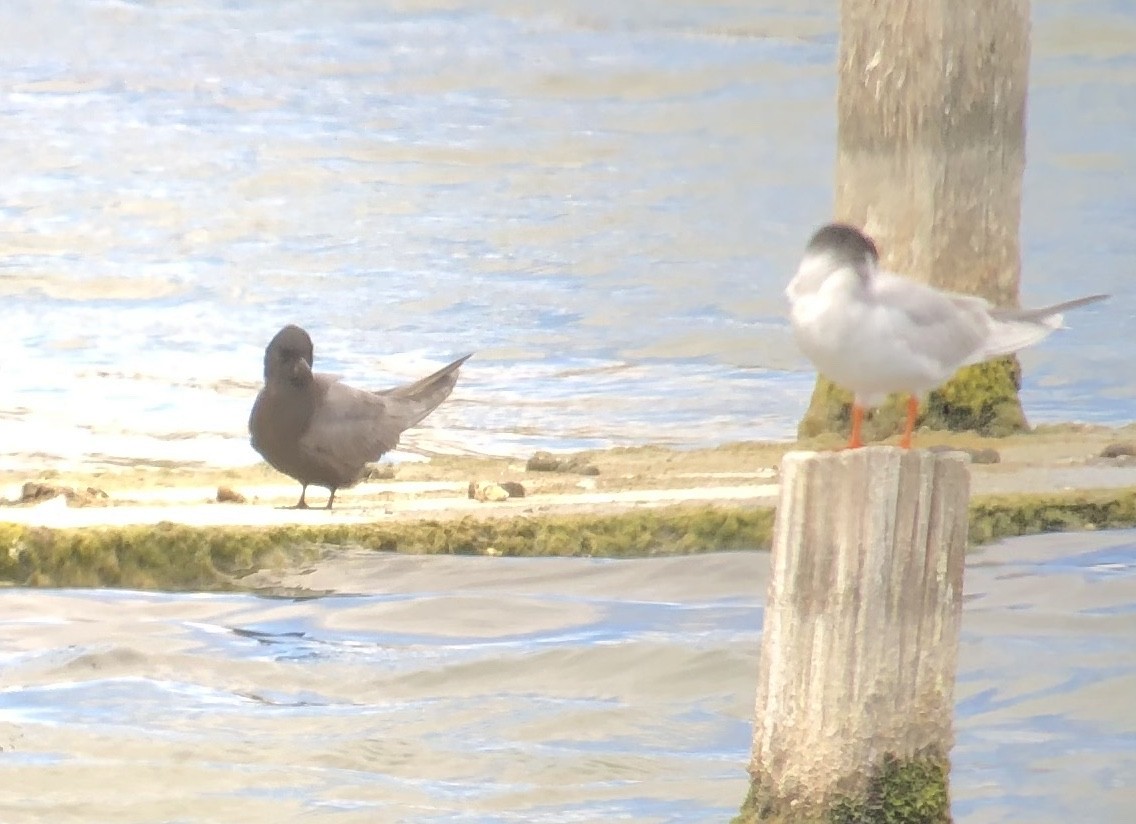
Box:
[264, 324, 315, 380]
[806, 223, 879, 265]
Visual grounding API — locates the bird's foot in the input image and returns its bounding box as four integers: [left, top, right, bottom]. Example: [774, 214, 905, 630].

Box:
[899, 395, 919, 449]
[285, 487, 311, 510]
[842, 403, 866, 449]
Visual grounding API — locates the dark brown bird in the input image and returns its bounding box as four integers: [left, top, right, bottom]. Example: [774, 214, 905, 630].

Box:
[249, 325, 471, 509]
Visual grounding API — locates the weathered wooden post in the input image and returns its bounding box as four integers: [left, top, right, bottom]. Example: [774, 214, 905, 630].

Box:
[734, 448, 969, 823]
[800, 0, 1034, 443]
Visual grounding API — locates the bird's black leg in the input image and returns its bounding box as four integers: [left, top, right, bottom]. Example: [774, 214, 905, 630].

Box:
[291, 485, 310, 510]
[325, 488, 337, 510]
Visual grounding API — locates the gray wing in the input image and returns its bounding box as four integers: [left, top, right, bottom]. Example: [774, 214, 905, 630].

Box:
[298, 376, 420, 478]
[869, 272, 990, 371]
[297, 355, 471, 479]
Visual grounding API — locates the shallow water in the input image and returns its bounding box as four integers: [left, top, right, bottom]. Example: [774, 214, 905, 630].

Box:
[1, 0, 1133, 470]
[1, 530, 1134, 822]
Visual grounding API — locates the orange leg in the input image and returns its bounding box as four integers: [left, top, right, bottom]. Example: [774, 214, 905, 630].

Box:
[846, 403, 865, 449]
[900, 395, 919, 449]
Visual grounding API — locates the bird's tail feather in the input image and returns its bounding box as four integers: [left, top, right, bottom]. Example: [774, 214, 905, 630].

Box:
[373, 353, 473, 429]
[976, 294, 1107, 361]
[990, 294, 1108, 325]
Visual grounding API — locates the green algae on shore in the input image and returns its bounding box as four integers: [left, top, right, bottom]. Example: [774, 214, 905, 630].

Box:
[2, 486, 1134, 591]
[968, 487, 1136, 544]
[0, 521, 324, 591]
[0, 506, 776, 590]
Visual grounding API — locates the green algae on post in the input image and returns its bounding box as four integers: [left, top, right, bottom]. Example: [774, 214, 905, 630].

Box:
[797, 359, 1029, 446]
[923, 358, 1028, 438]
[829, 754, 950, 824]
[732, 752, 950, 824]
[738, 449, 964, 824]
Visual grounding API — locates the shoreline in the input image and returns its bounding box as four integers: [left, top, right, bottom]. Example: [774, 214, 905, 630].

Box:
[3, 422, 1135, 521]
[2, 423, 1135, 590]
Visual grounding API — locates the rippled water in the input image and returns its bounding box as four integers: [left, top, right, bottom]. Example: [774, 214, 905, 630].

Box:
[1, 532, 1134, 822]
[1, 0, 1133, 470]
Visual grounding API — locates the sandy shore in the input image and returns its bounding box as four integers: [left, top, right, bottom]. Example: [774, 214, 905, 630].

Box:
[3, 423, 1134, 529]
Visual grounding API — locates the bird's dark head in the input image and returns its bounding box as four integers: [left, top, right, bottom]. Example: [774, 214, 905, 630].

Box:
[787, 223, 882, 303]
[264, 324, 315, 385]
[806, 223, 879, 271]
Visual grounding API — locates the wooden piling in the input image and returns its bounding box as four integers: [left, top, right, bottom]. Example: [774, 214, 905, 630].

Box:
[735, 448, 969, 823]
[799, 0, 1035, 442]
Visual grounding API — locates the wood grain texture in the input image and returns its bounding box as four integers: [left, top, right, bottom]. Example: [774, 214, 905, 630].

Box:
[748, 447, 969, 814]
[804, 0, 1033, 442]
[834, 0, 1031, 305]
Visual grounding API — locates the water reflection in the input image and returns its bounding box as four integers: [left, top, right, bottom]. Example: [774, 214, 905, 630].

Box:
[0, 533, 1134, 821]
[1, 0, 1133, 468]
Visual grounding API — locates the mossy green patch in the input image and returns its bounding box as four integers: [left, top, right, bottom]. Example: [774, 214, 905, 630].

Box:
[732, 752, 949, 824]
[797, 376, 856, 441]
[828, 754, 950, 824]
[798, 357, 1029, 443]
[0, 506, 776, 591]
[0, 521, 325, 591]
[796, 377, 912, 445]
[2, 485, 1134, 592]
[968, 487, 1136, 544]
[922, 357, 1027, 437]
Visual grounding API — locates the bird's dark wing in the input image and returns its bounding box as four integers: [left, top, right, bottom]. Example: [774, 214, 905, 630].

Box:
[297, 376, 414, 479]
[296, 356, 470, 484]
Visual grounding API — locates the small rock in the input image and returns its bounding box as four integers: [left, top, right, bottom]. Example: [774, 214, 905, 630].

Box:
[479, 483, 510, 503]
[20, 482, 60, 503]
[78, 485, 108, 506]
[525, 451, 561, 472]
[468, 480, 525, 500]
[525, 451, 600, 475]
[469, 481, 510, 503]
[363, 463, 397, 481]
[1100, 442, 1136, 459]
[927, 446, 1000, 464]
[17, 482, 109, 508]
[216, 486, 247, 504]
[968, 448, 1001, 465]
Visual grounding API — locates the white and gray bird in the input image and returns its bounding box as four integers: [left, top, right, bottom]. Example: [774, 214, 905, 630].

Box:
[249, 325, 471, 509]
[786, 223, 1107, 449]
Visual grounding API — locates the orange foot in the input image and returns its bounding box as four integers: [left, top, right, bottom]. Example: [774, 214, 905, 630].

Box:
[900, 395, 918, 449]
[844, 403, 865, 449]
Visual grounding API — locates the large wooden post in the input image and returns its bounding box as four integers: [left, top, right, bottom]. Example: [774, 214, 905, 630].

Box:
[800, 0, 1034, 443]
[735, 448, 969, 823]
